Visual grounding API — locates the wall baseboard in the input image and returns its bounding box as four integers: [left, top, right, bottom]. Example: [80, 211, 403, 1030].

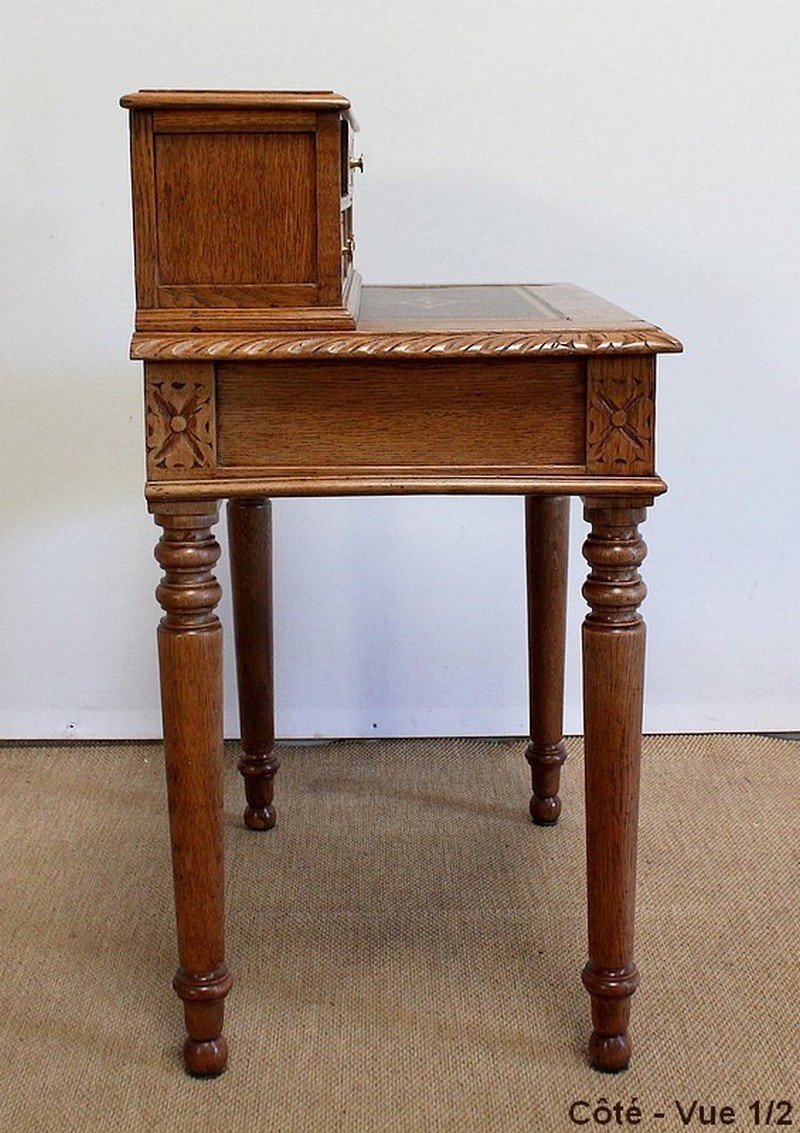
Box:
[2, 703, 798, 742]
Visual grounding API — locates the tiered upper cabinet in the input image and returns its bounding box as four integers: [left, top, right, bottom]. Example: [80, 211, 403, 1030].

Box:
[120, 90, 361, 331]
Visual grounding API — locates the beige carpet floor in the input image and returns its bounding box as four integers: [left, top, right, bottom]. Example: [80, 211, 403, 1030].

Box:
[0, 735, 797, 1132]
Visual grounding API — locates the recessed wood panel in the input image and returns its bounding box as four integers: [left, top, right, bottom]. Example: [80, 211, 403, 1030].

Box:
[154, 132, 316, 289]
[216, 359, 586, 471]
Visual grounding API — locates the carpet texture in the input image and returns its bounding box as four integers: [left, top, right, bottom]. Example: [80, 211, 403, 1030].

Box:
[0, 735, 797, 1132]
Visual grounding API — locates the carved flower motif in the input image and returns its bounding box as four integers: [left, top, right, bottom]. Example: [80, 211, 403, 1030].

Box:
[147, 380, 214, 471]
[586, 365, 655, 476]
[590, 390, 653, 457]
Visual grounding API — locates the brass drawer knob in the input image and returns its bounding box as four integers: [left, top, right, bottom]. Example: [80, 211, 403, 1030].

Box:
[342, 236, 356, 259]
[349, 154, 365, 173]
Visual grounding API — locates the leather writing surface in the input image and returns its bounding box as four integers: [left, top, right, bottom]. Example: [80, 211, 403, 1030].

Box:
[359, 285, 567, 324]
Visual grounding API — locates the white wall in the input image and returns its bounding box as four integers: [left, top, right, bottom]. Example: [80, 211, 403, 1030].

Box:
[2, 1, 798, 739]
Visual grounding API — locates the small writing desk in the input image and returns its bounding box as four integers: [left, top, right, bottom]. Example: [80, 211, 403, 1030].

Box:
[132, 282, 681, 1075]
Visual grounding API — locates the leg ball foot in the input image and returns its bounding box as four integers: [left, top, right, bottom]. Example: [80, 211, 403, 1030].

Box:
[184, 1036, 229, 1077]
[588, 1030, 632, 1073]
[525, 741, 566, 826]
[529, 792, 561, 825]
[244, 803, 277, 831]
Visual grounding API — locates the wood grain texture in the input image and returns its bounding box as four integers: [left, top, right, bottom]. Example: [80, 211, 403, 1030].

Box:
[129, 284, 681, 357]
[525, 497, 570, 825]
[131, 327, 680, 360]
[136, 305, 358, 332]
[154, 132, 316, 288]
[536, 283, 651, 324]
[122, 90, 351, 111]
[145, 473, 668, 502]
[580, 498, 648, 1073]
[129, 111, 156, 308]
[351, 284, 677, 342]
[587, 357, 656, 475]
[227, 499, 279, 832]
[122, 91, 682, 1078]
[155, 284, 318, 310]
[153, 503, 230, 1077]
[316, 111, 346, 306]
[125, 97, 358, 328]
[145, 362, 216, 478]
[216, 359, 586, 471]
[152, 109, 315, 132]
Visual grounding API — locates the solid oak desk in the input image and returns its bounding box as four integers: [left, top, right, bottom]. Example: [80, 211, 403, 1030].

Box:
[132, 282, 681, 1076]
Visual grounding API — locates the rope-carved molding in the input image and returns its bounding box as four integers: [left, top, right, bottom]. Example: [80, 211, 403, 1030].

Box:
[132, 328, 682, 361]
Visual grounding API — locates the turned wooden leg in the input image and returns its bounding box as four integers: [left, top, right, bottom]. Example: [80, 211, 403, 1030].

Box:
[580, 497, 648, 1073]
[227, 498, 279, 831]
[525, 495, 570, 824]
[153, 502, 231, 1077]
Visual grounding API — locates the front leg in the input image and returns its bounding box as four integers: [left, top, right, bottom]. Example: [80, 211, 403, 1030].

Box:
[580, 497, 648, 1072]
[153, 502, 231, 1076]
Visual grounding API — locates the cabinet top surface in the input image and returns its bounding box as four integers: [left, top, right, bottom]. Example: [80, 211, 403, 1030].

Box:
[131, 284, 682, 360]
[120, 90, 351, 110]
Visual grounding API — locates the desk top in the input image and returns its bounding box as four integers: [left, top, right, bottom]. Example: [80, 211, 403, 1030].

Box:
[131, 283, 682, 361]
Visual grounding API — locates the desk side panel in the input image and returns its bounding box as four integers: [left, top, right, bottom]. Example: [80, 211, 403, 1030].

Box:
[142, 356, 667, 499]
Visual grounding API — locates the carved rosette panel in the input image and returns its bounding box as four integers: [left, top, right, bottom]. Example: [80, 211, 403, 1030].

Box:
[587, 357, 655, 476]
[145, 362, 216, 478]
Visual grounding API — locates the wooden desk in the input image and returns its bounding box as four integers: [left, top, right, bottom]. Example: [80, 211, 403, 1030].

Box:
[131, 282, 681, 1076]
